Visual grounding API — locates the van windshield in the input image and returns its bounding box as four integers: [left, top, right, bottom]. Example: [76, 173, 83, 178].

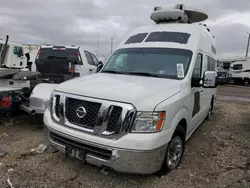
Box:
[102, 48, 193, 79]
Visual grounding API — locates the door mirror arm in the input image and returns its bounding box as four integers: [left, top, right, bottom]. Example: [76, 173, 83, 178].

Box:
[191, 77, 202, 87]
[97, 61, 104, 72]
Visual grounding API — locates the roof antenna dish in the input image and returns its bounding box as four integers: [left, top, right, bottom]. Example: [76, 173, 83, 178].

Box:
[151, 4, 208, 24]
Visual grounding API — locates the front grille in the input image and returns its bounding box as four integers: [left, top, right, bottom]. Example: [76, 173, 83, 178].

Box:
[52, 92, 136, 139]
[66, 98, 101, 129]
[107, 106, 123, 133]
[50, 132, 112, 160]
[55, 95, 60, 118]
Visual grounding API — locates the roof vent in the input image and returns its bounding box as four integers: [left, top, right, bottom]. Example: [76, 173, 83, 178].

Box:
[151, 4, 208, 24]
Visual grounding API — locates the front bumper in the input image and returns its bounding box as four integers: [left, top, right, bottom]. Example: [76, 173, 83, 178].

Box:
[218, 77, 228, 83]
[29, 97, 49, 114]
[46, 127, 167, 174]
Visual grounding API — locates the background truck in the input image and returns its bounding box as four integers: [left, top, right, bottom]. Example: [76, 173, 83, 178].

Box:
[0, 36, 103, 116]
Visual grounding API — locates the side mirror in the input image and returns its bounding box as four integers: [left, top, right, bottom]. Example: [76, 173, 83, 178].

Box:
[25, 53, 30, 61]
[97, 61, 104, 72]
[202, 71, 217, 88]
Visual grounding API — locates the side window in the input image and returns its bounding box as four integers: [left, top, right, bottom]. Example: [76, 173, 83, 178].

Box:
[192, 53, 203, 78]
[13, 46, 23, 57]
[90, 53, 99, 66]
[233, 64, 242, 70]
[84, 51, 94, 65]
[207, 56, 216, 71]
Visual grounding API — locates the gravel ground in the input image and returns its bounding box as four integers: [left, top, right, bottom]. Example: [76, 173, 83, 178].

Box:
[0, 85, 250, 188]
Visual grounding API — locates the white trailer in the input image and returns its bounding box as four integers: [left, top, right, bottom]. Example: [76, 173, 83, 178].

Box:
[229, 58, 250, 85]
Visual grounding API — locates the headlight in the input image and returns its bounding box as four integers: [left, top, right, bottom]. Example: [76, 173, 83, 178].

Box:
[48, 91, 54, 112]
[131, 111, 165, 133]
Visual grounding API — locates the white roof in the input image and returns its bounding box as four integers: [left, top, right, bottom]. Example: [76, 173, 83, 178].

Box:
[117, 23, 206, 51]
[218, 57, 248, 62]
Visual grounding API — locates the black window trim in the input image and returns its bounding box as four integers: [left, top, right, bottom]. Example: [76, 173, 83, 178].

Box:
[192, 52, 203, 79]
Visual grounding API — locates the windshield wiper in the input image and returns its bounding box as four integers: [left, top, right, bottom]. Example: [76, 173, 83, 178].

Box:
[102, 70, 160, 78]
[128, 72, 160, 78]
[101, 70, 124, 74]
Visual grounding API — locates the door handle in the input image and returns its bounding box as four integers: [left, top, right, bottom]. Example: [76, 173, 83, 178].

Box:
[89, 69, 93, 71]
[200, 89, 203, 92]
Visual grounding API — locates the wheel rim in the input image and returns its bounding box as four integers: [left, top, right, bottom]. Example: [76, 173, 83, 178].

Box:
[166, 136, 183, 169]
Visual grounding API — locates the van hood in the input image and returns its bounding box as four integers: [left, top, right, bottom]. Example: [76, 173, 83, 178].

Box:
[55, 73, 182, 111]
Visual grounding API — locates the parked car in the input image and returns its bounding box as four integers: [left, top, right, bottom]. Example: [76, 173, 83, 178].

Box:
[29, 45, 103, 115]
[43, 4, 217, 175]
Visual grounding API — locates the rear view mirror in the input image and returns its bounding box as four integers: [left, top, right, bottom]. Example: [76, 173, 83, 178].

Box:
[203, 71, 217, 88]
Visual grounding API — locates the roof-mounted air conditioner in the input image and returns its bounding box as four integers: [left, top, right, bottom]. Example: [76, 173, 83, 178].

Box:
[151, 4, 208, 24]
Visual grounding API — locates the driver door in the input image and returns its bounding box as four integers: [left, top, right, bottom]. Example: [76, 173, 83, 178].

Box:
[12, 46, 25, 68]
[190, 52, 205, 135]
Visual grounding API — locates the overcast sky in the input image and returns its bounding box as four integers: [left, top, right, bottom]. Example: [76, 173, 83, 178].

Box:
[0, 0, 250, 60]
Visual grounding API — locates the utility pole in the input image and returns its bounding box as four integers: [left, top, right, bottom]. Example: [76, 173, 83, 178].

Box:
[97, 33, 99, 57]
[111, 36, 115, 55]
[246, 32, 250, 58]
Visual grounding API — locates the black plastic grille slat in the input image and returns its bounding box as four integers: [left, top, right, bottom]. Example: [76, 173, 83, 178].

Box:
[50, 133, 112, 160]
[107, 106, 122, 133]
[55, 95, 60, 118]
[66, 98, 101, 129]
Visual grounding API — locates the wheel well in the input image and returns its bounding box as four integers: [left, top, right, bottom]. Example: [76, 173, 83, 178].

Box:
[211, 95, 215, 108]
[178, 118, 187, 136]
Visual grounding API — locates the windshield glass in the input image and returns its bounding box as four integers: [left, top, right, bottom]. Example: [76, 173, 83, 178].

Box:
[101, 48, 193, 79]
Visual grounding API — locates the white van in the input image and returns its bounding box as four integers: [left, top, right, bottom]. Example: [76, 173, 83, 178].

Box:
[43, 4, 217, 174]
[229, 58, 250, 85]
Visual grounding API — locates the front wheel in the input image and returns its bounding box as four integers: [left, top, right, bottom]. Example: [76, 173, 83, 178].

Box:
[161, 126, 185, 173]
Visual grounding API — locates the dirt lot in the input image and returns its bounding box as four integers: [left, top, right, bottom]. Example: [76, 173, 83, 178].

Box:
[0, 85, 250, 188]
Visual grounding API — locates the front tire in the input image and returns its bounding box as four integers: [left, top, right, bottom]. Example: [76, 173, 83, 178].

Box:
[161, 126, 186, 173]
